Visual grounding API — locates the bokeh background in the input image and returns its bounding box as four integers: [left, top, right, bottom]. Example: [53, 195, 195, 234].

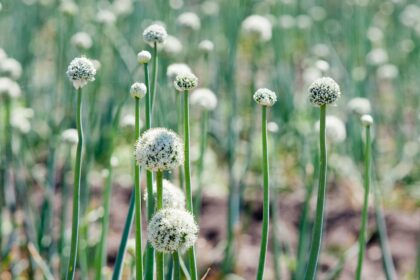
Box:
[0, 0, 419, 279]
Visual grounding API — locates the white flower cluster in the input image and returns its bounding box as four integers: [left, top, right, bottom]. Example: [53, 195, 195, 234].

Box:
[143, 24, 168, 45]
[61, 128, 78, 145]
[347, 97, 371, 115]
[144, 179, 186, 210]
[166, 63, 192, 81]
[66, 57, 96, 89]
[190, 88, 217, 110]
[135, 128, 184, 172]
[308, 77, 341, 106]
[0, 57, 22, 80]
[315, 115, 346, 143]
[361, 114, 373, 127]
[241, 15, 272, 42]
[253, 88, 277, 107]
[0, 77, 21, 99]
[176, 12, 201, 31]
[130, 82, 147, 99]
[137, 50, 152, 64]
[71, 32, 93, 50]
[174, 72, 198, 92]
[147, 208, 198, 253]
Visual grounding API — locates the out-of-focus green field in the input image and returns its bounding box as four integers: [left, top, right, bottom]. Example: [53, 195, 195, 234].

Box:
[0, 0, 419, 279]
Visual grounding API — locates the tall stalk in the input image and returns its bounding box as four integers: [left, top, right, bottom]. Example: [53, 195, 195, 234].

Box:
[183, 90, 199, 280]
[355, 123, 371, 279]
[173, 251, 181, 280]
[156, 171, 164, 280]
[150, 43, 158, 112]
[134, 97, 144, 280]
[305, 104, 327, 280]
[256, 106, 270, 280]
[66, 88, 84, 280]
[193, 110, 208, 218]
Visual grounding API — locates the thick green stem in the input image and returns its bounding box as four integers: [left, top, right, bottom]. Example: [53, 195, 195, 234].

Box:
[66, 88, 84, 280]
[111, 192, 135, 280]
[176, 92, 184, 191]
[59, 148, 71, 278]
[355, 125, 371, 279]
[256, 106, 269, 280]
[305, 104, 327, 280]
[144, 62, 156, 280]
[156, 171, 164, 280]
[134, 98, 144, 280]
[173, 251, 181, 280]
[95, 161, 114, 280]
[194, 110, 208, 219]
[150, 43, 158, 113]
[183, 91, 199, 280]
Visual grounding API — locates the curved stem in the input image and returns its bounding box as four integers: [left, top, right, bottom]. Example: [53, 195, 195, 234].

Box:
[256, 106, 269, 280]
[305, 104, 327, 280]
[66, 88, 84, 280]
[156, 171, 164, 280]
[356, 125, 371, 280]
[95, 161, 114, 280]
[134, 98, 144, 280]
[183, 91, 199, 280]
[144, 62, 156, 280]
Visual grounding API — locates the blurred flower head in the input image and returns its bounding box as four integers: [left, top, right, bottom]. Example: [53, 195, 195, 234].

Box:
[0, 77, 21, 99]
[315, 115, 346, 143]
[347, 97, 371, 115]
[0, 58, 22, 80]
[190, 88, 218, 110]
[166, 63, 192, 81]
[176, 12, 201, 31]
[144, 179, 186, 210]
[71, 32, 93, 50]
[241, 15, 272, 42]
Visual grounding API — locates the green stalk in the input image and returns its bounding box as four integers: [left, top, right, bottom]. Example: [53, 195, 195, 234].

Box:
[173, 251, 181, 280]
[111, 193, 135, 280]
[59, 148, 71, 278]
[150, 42, 158, 112]
[144, 62, 156, 280]
[193, 110, 208, 219]
[156, 171, 164, 280]
[355, 125, 371, 279]
[305, 104, 327, 280]
[176, 92, 184, 191]
[66, 88, 84, 280]
[183, 90, 198, 280]
[256, 106, 270, 280]
[134, 97, 144, 280]
[95, 162, 114, 280]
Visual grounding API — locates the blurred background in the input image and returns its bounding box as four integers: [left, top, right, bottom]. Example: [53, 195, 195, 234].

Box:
[0, 0, 419, 279]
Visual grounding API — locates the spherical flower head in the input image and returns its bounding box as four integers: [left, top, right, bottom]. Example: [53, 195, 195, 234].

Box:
[11, 107, 33, 134]
[148, 208, 198, 253]
[174, 72, 198, 92]
[0, 77, 21, 99]
[59, 0, 78, 16]
[144, 179, 186, 210]
[315, 115, 346, 143]
[176, 12, 201, 31]
[198, 40, 214, 53]
[167, 63, 192, 81]
[130, 82, 147, 99]
[241, 15, 272, 42]
[253, 88, 277, 107]
[190, 88, 218, 110]
[347, 97, 371, 115]
[135, 128, 184, 172]
[96, 9, 116, 25]
[308, 77, 341, 106]
[0, 58, 22, 80]
[143, 24, 168, 45]
[120, 114, 136, 129]
[66, 57, 96, 89]
[162, 35, 183, 55]
[71, 32, 93, 50]
[137, 50, 152, 64]
[61, 128, 78, 145]
[361, 114, 374, 127]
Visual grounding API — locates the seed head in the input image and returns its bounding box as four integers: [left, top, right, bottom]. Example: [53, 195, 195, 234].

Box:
[71, 32, 93, 50]
[253, 88, 277, 107]
[166, 63, 192, 82]
[198, 40, 214, 53]
[143, 24, 168, 45]
[162, 35, 183, 55]
[96, 9, 116, 25]
[120, 114, 136, 129]
[308, 77, 341, 106]
[241, 15, 272, 42]
[66, 57, 96, 89]
[148, 208, 198, 253]
[176, 12, 201, 31]
[137, 50, 152, 64]
[347, 97, 371, 115]
[361, 114, 374, 127]
[130, 82, 147, 99]
[135, 128, 184, 172]
[144, 179, 185, 210]
[190, 88, 217, 110]
[0, 58, 22, 80]
[0, 77, 21, 99]
[61, 128, 78, 145]
[174, 72, 198, 92]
